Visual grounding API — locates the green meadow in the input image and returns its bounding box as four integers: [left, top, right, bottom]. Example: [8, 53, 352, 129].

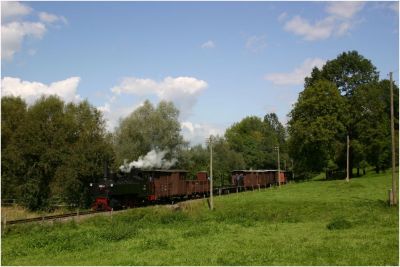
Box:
[2, 171, 398, 266]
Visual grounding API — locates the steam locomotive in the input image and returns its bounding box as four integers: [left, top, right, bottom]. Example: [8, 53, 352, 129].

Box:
[90, 166, 288, 211]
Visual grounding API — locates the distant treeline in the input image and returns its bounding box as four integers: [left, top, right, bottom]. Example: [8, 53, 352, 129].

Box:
[1, 50, 398, 210]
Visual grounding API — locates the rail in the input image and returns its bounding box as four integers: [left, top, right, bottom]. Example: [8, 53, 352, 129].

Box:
[4, 210, 106, 226]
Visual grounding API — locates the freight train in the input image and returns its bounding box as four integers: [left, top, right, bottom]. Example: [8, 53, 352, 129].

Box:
[90, 167, 288, 211]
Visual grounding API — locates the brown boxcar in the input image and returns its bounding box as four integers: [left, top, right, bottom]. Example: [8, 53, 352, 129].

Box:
[148, 170, 188, 200]
[187, 171, 209, 196]
[231, 170, 286, 189]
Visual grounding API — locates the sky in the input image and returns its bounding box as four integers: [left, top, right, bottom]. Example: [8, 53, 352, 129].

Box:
[1, 1, 399, 145]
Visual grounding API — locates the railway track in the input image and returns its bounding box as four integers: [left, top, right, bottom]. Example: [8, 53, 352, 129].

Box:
[5, 210, 107, 225]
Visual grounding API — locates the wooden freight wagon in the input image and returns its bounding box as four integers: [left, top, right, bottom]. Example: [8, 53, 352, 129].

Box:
[231, 170, 285, 189]
[186, 171, 209, 196]
[147, 170, 188, 200]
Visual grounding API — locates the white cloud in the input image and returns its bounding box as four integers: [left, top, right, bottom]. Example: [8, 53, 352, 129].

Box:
[264, 58, 326, 86]
[181, 121, 225, 146]
[1, 1, 32, 22]
[245, 35, 267, 52]
[38, 12, 68, 25]
[325, 2, 365, 19]
[111, 76, 208, 119]
[1, 21, 46, 60]
[1, 76, 81, 104]
[281, 2, 365, 41]
[284, 16, 335, 41]
[1, 2, 67, 61]
[99, 101, 144, 131]
[201, 40, 215, 49]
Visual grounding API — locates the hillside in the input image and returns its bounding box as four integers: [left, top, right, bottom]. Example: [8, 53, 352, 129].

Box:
[2, 171, 398, 265]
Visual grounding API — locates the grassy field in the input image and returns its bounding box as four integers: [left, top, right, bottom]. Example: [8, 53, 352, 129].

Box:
[1, 171, 398, 266]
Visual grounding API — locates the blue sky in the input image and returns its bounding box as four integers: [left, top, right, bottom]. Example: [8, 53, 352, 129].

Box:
[1, 1, 399, 145]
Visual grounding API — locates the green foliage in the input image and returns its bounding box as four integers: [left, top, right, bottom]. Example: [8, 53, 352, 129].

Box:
[291, 50, 397, 177]
[1, 96, 27, 199]
[1, 96, 113, 210]
[225, 115, 282, 169]
[288, 80, 346, 176]
[2, 171, 398, 266]
[305, 50, 379, 97]
[178, 136, 245, 184]
[211, 136, 245, 185]
[113, 100, 186, 165]
[352, 80, 399, 172]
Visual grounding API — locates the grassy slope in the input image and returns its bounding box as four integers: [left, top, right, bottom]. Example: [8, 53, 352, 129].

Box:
[2, 171, 398, 266]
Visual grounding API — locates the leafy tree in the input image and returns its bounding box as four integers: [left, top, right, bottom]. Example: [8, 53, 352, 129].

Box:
[113, 100, 186, 166]
[305, 50, 379, 97]
[178, 136, 245, 186]
[287, 80, 346, 178]
[1, 96, 27, 199]
[352, 80, 399, 173]
[303, 51, 381, 176]
[210, 136, 245, 186]
[51, 101, 114, 207]
[225, 116, 277, 169]
[9, 96, 68, 209]
[1, 96, 114, 210]
[177, 144, 209, 179]
[264, 112, 289, 169]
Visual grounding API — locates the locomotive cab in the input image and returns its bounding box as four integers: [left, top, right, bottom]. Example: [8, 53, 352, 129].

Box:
[90, 167, 150, 211]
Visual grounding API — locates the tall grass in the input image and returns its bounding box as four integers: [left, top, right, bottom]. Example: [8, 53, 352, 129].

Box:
[2, 170, 398, 265]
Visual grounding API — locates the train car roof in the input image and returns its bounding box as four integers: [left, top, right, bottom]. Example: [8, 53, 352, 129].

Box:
[231, 169, 286, 173]
[143, 169, 188, 173]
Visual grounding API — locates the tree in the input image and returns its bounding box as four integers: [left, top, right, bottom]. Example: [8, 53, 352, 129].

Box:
[1, 96, 114, 210]
[287, 80, 346, 178]
[178, 136, 245, 185]
[51, 101, 114, 207]
[352, 80, 399, 173]
[305, 50, 379, 97]
[264, 113, 289, 169]
[303, 51, 381, 176]
[1, 96, 27, 199]
[9, 96, 69, 209]
[211, 136, 245, 186]
[113, 100, 186, 166]
[225, 116, 277, 169]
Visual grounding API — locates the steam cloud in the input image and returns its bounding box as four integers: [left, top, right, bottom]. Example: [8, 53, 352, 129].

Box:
[120, 149, 177, 172]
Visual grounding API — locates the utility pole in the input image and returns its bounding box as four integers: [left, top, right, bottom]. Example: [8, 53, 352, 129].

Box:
[346, 135, 350, 182]
[207, 136, 214, 210]
[390, 72, 397, 206]
[291, 159, 294, 182]
[275, 146, 281, 187]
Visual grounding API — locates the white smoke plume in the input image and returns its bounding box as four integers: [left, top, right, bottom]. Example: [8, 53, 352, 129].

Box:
[119, 149, 177, 172]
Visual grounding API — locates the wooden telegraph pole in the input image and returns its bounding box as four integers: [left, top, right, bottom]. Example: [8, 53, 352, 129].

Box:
[389, 72, 397, 206]
[208, 136, 214, 210]
[275, 146, 281, 187]
[346, 135, 350, 182]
